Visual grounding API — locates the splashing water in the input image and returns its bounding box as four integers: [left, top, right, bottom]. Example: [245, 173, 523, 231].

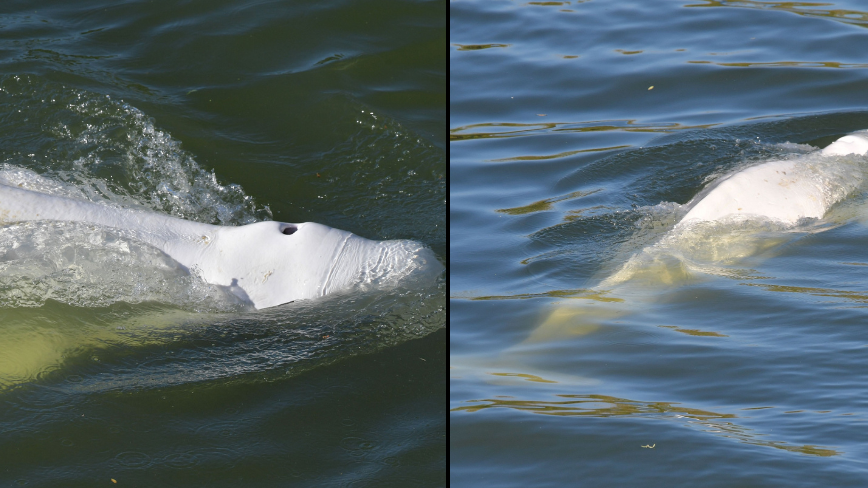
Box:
[0, 75, 274, 310]
[0, 75, 445, 391]
[0, 74, 272, 225]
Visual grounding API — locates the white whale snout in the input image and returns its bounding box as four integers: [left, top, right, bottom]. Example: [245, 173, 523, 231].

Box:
[207, 220, 444, 309]
[328, 236, 443, 292]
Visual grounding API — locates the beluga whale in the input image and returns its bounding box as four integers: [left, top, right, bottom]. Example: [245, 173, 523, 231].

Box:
[0, 183, 443, 309]
[527, 130, 868, 343]
[677, 132, 868, 226]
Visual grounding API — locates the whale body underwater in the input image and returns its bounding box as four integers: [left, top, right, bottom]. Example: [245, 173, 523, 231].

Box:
[526, 130, 868, 344]
[0, 183, 443, 309]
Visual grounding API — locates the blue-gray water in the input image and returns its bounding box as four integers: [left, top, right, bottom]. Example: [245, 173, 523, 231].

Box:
[451, 1, 868, 486]
[0, 0, 445, 486]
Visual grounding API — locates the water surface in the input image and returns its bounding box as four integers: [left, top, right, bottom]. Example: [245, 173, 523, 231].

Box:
[451, 1, 868, 486]
[0, 0, 445, 485]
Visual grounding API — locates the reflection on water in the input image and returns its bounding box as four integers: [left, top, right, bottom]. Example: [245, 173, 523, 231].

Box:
[452, 43, 510, 51]
[488, 148, 629, 162]
[488, 372, 557, 384]
[496, 189, 602, 215]
[451, 288, 624, 303]
[453, 393, 840, 457]
[450, 120, 720, 142]
[615, 49, 644, 55]
[685, 0, 868, 28]
[743, 283, 868, 304]
[526, 1, 570, 6]
[688, 60, 868, 69]
[659, 325, 728, 337]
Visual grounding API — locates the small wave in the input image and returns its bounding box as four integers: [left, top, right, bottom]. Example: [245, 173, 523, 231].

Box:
[0, 73, 272, 226]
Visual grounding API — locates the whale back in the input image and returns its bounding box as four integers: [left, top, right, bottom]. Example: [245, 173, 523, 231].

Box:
[679, 159, 826, 224]
[680, 131, 868, 226]
[821, 133, 868, 156]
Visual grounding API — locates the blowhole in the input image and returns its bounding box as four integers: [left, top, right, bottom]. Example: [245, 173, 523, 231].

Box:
[281, 225, 297, 235]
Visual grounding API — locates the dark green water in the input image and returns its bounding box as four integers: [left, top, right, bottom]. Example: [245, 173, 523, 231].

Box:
[0, 0, 445, 486]
[452, 1, 868, 486]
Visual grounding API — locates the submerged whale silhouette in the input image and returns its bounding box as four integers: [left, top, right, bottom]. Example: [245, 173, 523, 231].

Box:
[527, 130, 868, 343]
[0, 184, 443, 309]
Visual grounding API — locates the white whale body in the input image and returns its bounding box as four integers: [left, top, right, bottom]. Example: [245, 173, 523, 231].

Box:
[0, 183, 443, 309]
[679, 132, 868, 225]
[526, 130, 868, 344]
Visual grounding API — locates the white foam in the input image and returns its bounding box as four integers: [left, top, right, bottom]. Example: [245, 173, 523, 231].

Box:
[0, 83, 274, 309]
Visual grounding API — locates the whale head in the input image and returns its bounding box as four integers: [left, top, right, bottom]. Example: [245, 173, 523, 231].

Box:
[201, 221, 443, 309]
